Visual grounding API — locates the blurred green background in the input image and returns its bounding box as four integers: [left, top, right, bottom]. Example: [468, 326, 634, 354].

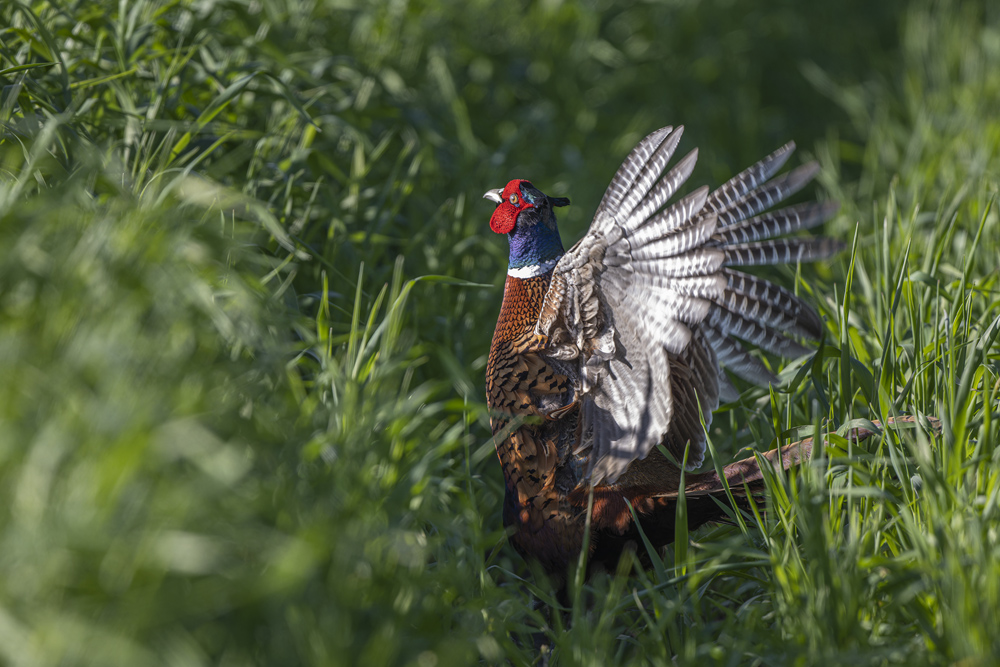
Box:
[2, 0, 999, 665]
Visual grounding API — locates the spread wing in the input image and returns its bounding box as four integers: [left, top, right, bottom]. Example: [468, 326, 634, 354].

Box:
[536, 126, 841, 485]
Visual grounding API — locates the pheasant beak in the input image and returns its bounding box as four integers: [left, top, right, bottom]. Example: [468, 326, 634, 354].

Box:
[482, 188, 503, 204]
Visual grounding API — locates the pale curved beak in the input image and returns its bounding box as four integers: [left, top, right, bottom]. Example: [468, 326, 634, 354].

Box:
[482, 188, 503, 204]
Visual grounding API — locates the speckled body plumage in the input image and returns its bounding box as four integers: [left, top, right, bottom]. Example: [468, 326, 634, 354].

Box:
[486, 270, 792, 574]
[483, 126, 847, 576]
[486, 273, 582, 571]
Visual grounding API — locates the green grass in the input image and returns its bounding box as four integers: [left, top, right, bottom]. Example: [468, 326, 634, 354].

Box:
[1, 0, 998, 665]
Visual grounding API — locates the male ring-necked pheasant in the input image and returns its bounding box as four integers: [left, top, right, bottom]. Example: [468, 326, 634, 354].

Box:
[484, 125, 843, 576]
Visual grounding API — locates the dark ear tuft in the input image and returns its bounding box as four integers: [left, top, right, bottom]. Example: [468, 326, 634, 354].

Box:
[550, 197, 571, 207]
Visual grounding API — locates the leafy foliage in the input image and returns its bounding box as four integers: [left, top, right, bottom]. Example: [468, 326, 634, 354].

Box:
[1, 0, 998, 664]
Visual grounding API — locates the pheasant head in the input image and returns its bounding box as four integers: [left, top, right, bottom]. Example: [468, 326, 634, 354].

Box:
[484, 180, 570, 276]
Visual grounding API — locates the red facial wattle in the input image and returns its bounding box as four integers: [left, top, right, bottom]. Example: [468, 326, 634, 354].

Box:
[489, 204, 517, 234]
[489, 179, 533, 234]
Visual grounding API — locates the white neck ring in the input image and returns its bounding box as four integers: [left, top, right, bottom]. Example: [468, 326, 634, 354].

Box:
[507, 257, 560, 279]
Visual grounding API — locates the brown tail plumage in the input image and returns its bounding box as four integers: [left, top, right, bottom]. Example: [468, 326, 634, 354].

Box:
[587, 415, 940, 573]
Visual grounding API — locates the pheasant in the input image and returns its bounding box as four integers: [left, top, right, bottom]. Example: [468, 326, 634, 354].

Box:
[483, 125, 843, 576]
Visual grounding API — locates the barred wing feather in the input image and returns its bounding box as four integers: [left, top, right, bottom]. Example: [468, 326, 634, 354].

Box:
[535, 126, 840, 485]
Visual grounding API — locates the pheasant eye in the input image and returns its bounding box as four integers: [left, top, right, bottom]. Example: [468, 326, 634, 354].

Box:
[509, 193, 519, 205]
